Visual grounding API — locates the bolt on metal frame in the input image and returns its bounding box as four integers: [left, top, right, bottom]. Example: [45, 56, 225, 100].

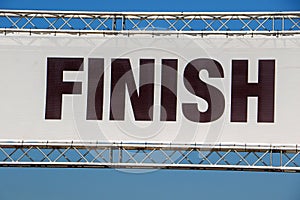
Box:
[0, 10, 300, 172]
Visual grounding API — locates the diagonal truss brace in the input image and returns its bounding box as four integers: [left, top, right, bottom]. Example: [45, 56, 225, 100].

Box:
[0, 141, 300, 172]
[0, 10, 300, 35]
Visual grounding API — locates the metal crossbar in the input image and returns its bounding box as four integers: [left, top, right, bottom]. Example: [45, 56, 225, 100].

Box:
[0, 141, 300, 172]
[0, 10, 300, 35]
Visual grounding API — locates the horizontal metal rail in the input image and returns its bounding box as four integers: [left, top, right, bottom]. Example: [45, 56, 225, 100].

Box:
[0, 10, 300, 35]
[0, 141, 300, 172]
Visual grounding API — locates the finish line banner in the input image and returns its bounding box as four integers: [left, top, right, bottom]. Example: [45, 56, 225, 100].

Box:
[0, 35, 299, 145]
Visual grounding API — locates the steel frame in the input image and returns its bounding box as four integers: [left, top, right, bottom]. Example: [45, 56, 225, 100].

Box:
[0, 141, 299, 172]
[1, 10, 300, 172]
[0, 10, 299, 35]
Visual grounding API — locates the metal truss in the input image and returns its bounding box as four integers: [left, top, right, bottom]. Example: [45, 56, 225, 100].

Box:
[0, 10, 300, 35]
[1, 10, 300, 172]
[0, 141, 300, 172]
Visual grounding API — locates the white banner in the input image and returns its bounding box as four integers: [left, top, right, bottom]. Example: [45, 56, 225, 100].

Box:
[0, 34, 299, 145]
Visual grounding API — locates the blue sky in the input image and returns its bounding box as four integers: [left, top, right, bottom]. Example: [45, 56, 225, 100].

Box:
[0, 1, 300, 200]
[0, 0, 300, 12]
